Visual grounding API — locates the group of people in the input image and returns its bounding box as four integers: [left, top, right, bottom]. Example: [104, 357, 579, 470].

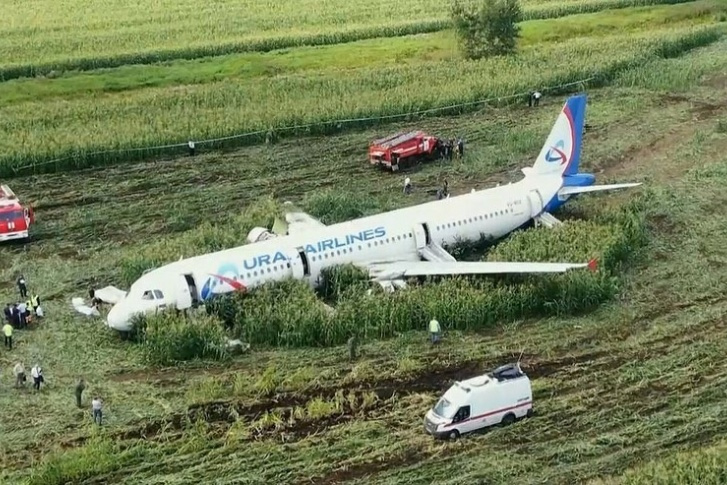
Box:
[10, 276, 42, 323]
[3, 276, 43, 351]
[12, 362, 44, 390]
[437, 138, 465, 161]
[5, 275, 106, 425]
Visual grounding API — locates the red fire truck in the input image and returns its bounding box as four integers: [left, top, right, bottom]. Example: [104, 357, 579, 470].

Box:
[369, 130, 441, 171]
[0, 184, 34, 243]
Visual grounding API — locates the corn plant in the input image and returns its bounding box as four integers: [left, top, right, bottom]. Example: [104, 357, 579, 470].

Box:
[1, 24, 723, 177]
[135, 312, 229, 365]
[0, 0, 697, 81]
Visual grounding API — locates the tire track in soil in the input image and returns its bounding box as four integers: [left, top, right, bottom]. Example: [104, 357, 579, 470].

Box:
[61, 350, 611, 452]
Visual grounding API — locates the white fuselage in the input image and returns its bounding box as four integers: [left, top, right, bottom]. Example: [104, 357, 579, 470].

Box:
[107, 175, 562, 331]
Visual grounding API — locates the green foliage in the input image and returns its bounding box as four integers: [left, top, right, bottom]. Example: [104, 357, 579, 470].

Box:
[119, 197, 280, 286]
[133, 312, 229, 365]
[444, 233, 497, 261]
[223, 279, 332, 347]
[27, 435, 148, 485]
[451, 0, 523, 59]
[317, 264, 372, 304]
[0, 0, 697, 82]
[302, 190, 386, 225]
[3, 23, 723, 177]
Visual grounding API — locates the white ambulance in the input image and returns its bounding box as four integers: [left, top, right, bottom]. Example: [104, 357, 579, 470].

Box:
[424, 363, 533, 440]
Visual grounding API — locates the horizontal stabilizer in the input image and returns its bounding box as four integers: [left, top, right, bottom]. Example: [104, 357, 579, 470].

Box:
[558, 183, 641, 196]
[367, 260, 593, 280]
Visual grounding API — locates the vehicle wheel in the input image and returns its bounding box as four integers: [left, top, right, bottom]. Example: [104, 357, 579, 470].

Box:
[447, 429, 460, 440]
[501, 413, 516, 426]
[526, 408, 534, 418]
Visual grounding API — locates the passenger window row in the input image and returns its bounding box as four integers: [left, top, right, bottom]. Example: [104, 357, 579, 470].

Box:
[435, 207, 512, 231]
[234, 206, 514, 282]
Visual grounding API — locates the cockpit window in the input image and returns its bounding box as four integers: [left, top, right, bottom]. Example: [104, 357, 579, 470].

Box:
[153, 290, 164, 299]
[141, 290, 154, 300]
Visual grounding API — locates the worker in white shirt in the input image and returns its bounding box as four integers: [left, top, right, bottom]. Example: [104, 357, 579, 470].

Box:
[17, 301, 27, 328]
[31, 364, 44, 391]
[404, 177, 412, 195]
[92, 397, 103, 425]
[529, 91, 542, 107]
[35, 305, 44, 318]
[429, 318, 441, 344]
[13, 362, 25, 387]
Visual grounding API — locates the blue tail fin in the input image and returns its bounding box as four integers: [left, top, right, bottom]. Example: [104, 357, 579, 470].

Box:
[530, 94, 587, 177]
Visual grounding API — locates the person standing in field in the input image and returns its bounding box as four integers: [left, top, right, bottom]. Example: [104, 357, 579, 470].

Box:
[75, 378, 86, 408]
[3, 304, 11, 323]
[429, 318, 441, 344]
[17, 276, 27, 299]
[404, 177, 412, 195]
[531, 91, 542, 107]
[92, 396, 103, 425]
[17, 301, 27, 329]
[347, 335, 358, 361]
[13, 362, 25, 387]
[30, 294, 40, 313]
[31, 364, 44, 391]
[3, 321, 13, 350]
[11, 304, 20, 328]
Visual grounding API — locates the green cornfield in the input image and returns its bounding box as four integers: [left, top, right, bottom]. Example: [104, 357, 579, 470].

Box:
[0, 0, 697, 80]
[1, 23, 723, 177]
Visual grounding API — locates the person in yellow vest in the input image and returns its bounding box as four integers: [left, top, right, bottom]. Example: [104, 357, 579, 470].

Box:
[429, 318, 441, 344]
[24, 299, 33, 327]
[30, 295, 40, 313]
[3, 321, 13, 350]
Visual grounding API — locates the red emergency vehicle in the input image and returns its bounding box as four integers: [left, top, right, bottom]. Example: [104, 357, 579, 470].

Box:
[0, 184, 34, 243]
[369, 130, 441, 171]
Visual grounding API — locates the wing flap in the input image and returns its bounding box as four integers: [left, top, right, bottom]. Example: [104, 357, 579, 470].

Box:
[367, 260, 593, 280]
[558, 183, 641, 196]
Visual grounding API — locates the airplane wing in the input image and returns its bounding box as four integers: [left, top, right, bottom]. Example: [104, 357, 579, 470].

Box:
[558, 183, 641, 196]
[366, 260, 595, 280]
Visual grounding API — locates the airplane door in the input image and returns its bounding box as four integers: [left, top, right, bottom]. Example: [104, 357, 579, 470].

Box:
[177, 275, 193, 309]
[413, 224, 428, 250]
[527, 190, 544, 218]
[287, 248, 310, 280]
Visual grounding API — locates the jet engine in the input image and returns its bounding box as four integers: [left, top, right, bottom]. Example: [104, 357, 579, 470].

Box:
[247, 227, 278, 244]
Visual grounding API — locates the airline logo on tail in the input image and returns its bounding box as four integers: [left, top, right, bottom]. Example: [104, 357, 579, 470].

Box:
[531, 94, 585, 176]
[545, 139, 567, 164]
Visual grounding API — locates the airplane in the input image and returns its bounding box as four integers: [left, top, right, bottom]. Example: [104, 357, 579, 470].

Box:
[106, 93, 641, 332]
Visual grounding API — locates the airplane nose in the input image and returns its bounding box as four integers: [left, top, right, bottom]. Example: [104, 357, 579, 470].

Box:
[107, 303, 131, 332]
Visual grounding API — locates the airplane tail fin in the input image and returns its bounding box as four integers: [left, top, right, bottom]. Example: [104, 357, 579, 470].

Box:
[529, 94, 587, 177]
